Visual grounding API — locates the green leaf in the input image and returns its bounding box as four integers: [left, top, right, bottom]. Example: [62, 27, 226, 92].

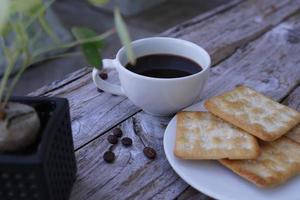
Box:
[88, 0, 110, 5]
[0, 0, 10, 34]
[114, 7, 135, 64]
[71, 27, 104, 69]
[10, 0, 43, 15]
[1, 22, 12, 36]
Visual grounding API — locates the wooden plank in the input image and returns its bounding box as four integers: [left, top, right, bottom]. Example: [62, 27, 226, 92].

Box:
[283, 85, 300, 143]
[283, 85, 300, 111]
[29, 0, 241, 97]
[31, 0, 242, 97]
[71, 114, 189, 200]
[176, 187, 214, 200]
[30, 0, 300, 150]
[70, 12, 300, 200]
[29, 66, 139, 149]
[160, 0, 242, 35]
[36, 69, 140, 149]
[28, 67, 91, 96]
[162, 0, 300, 65]
[34, 0, 300, 98]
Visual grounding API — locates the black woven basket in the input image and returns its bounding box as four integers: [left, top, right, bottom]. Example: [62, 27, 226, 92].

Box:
[0, 97, 77, 200]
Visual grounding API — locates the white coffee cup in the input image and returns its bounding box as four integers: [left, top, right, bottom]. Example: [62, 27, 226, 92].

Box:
[92, 37, 211, 116]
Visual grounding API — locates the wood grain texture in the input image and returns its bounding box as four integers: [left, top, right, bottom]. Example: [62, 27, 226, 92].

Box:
[71, 114, 190, 200]
[70, 12, 300, 200]
[162, 0, 300, 65]
[30, 0, 300, 150]
[28, 67, 91, 96]
[283, 85, 300, 111]
[30, 0, 242, 97]
[33, 69, 139, 149]
[26, 0, 242, 96]
[283, 85, 300, 143]
[27, 0, 300, 199]
[177, 25, 300, 200]
[202, 14, 300, 102]
[161, 0, 242, 36]
[176, 187, 214, 200]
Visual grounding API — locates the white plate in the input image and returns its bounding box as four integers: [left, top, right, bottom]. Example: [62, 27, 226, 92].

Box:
[163, 102, 300, 200]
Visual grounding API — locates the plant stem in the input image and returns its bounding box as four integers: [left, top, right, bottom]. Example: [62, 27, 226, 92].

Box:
[3, 66, 27, 108]
[38, 14, 60, 44]
[0, 59, 14, 102]
[2, 52, 30, 108]
[32, 28, 115, 58]
[25, 0, 55, 29]
[1, 21, 30, 108]
[0, 38, 21, 102]
[33, 51, 81, 63]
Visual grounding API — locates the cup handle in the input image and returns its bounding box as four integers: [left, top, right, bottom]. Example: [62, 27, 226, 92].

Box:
[92, 59, 126, 96]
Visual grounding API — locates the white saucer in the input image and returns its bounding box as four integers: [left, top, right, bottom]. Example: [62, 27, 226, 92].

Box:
[163, 102, 300, 200]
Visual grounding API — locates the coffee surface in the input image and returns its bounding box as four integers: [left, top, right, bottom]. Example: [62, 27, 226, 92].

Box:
[125, 54, 202, 78]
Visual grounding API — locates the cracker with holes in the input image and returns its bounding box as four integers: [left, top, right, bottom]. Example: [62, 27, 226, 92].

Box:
[287, 124, 300, 144]
[220, 137, 300, 187]
[174, 112, 260, 160]
[204, 86, 300, 141]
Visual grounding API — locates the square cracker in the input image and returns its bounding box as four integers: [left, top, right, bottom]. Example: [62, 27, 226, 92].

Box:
[204, 86, 300, 141]
[220, 137, 300, 187]
[174, 111, 260, 160]
[287, 124, 300, 144]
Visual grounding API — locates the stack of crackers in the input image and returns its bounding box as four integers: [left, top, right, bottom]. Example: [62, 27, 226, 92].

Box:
[174, 86, 300, 187]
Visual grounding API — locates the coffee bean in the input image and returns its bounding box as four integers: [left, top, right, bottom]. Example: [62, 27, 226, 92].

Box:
[113, 128, 123, 138]
[107, 135, 118, 144]
[121, 137, 132, 147]
[99, 72, 108, 80]
[0, 110, 6, 120]
[97, 88, 103, 93]
[143, 147, 156, 160]
[109, 144, 116, 152]
[103, 151, 115, 163]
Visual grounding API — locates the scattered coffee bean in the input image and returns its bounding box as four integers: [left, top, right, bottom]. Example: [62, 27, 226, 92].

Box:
[109, 144, 116, 152]
[143, 147, 156, 160]
[97, 88, 103, 93]
[103, 151, 115, 163]
[113, 128, 123, 138]
[107, 135, 118, 144]
[121, 137, 132, 147]
[0, 110, 6, 120]
[99, 72, 108, 80]
[235, 83, 243, 88]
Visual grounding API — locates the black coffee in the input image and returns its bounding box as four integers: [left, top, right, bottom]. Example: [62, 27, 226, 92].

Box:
[125, 54, 202, 78]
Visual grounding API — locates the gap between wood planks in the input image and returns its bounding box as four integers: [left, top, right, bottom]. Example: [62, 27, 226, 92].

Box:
[280, 82, 300, 104]
[28, 0, 261, 97]
[161, 0, 243, 37]
[31, 0, 300, 99]
[29, 0, 243, 98]
[69, 12, 300, 198]
[29, 67, 92, 96]
[72, 6, 300, 152]
[74, 109, 140, 151]
[69, 2, 300, 199]
[27, 0, 300, 154]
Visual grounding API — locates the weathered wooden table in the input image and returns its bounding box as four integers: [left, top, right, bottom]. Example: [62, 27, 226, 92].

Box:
[30, 0, 300, 199]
